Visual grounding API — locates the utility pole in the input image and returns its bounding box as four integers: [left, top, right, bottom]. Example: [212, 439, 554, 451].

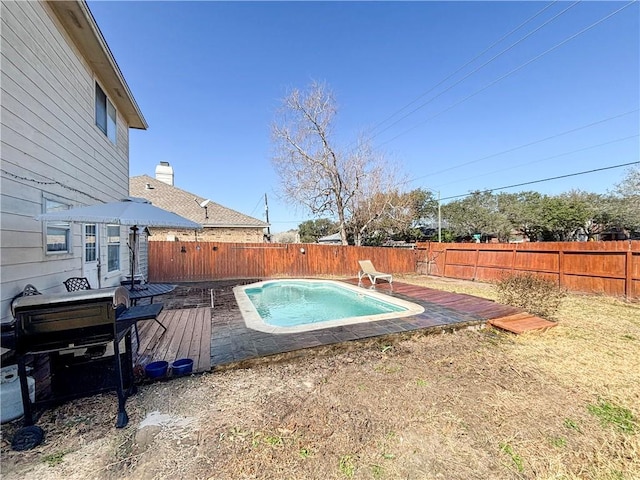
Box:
[438, 191, 442, 243]
[264, 193, 271, 242]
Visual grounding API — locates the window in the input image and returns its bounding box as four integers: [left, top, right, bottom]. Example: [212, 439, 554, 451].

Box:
[85, 224, 97, 262]
[107, 225, 120, 272]
[45, 199, 70, 253]
[95, 82, 116, 143]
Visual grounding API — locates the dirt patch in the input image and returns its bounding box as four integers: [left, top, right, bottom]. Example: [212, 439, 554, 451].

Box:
[2, 275, 638, 479]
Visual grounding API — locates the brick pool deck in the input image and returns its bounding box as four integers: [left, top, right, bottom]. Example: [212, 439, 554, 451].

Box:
[208, 278, 522, 368]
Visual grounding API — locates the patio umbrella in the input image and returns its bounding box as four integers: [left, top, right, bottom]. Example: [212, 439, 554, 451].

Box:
[35, 197, 201, 289]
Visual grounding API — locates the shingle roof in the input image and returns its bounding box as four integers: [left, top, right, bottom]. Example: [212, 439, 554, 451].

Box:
[130, 175, 269, 228]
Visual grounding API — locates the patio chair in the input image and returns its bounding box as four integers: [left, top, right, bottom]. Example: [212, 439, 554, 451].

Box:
[358, 260, 393, 285]
[9, 284, 42, 319]
[63, 277, 92, 292]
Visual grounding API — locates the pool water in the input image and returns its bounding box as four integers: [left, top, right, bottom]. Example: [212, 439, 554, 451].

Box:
[234, 279, 425, 333]
[246, 281, 406, 326]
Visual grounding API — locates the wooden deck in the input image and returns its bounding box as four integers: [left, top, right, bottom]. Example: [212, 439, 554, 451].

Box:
[348, 278, 555, 334]
[134, 307, 211, 374]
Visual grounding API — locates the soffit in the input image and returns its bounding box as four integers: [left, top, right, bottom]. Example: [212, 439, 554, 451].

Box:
[48, 1, 147, 129]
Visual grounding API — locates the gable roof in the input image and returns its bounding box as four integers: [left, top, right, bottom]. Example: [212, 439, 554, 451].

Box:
[130, 175, 269, 228]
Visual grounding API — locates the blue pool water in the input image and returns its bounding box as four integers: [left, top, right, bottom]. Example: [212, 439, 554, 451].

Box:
[245, 280, 407, 327]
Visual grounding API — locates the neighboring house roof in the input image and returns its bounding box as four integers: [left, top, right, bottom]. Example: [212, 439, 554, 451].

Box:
[48, 1, 147, 129]
[130, 176, 269, 228]
[318, 233, 342, 244]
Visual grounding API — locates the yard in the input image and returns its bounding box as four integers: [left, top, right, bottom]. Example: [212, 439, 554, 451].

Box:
[1, 275, 638, 479]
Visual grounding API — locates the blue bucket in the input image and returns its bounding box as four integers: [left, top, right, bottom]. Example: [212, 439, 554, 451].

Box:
[171, 358, 193, 376]
[145, 361, 168, 379]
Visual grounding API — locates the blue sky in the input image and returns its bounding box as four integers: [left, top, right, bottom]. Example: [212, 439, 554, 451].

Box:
[88, 1, 639, 232]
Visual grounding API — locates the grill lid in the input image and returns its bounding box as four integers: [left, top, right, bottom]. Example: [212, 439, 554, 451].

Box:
[11, 287, 128, 311]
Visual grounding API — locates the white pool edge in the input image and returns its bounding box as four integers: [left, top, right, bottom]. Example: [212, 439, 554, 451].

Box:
[233, 279, 425, 334]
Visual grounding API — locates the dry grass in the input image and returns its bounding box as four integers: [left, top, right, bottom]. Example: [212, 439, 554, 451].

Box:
[1, 275, 639, 479]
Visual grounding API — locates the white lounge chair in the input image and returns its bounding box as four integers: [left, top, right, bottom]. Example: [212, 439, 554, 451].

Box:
[358, 260, 393, 285]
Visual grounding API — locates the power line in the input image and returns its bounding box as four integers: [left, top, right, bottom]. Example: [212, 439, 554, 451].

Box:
[377, 0, 637, 149]
[368, 1, 578, 143]
[439, 161, 640, 201]
[401, 109, 638, 186]
[365, 1, 562, 139]
[248, 194, 265, 217]
[433, 133, 640, 188]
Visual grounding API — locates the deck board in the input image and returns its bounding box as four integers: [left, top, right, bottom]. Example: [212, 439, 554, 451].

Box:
[197, 307, 212, 372]
[176, 310, 197, 362]
[134, 307, 211, 374]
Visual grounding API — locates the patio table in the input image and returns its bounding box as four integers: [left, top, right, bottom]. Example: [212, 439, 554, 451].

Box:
[122, 283, 177, 335]
[123, 283, 177, 306]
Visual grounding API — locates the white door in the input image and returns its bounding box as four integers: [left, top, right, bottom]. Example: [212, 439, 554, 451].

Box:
[83, 224, 100, 288]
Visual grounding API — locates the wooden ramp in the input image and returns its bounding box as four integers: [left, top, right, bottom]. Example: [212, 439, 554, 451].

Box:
[487, 313, 557, 334]
[134, 307, 211, 374]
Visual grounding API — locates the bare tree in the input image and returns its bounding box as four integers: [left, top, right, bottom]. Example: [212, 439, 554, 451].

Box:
[348, 175, 414, 246]
[271, 81, 398, 245]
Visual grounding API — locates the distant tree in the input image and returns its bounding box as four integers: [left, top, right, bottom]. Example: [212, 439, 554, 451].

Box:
[348, 184, 422, 246]
[409, 189, 440, 227]
[298, 218, 338, 243]
[612, 165, 640, 235]
[387, 189, 439, 242]
[539, 193, 592, 241]
[346, 163, 409, 246]
[272, 230, 299, 243]
[615, 164, 640, 198]
[497, 191, 546, 241]
[271, 81, 401, 245]
[558, 190, 611, 240]
[442, 191, 510, 241]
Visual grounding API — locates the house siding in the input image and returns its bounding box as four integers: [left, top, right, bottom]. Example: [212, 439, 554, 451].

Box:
[0, 1, 132, 323]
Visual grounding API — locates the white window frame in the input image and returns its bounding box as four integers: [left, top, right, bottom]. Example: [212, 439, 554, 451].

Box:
[95, 82, 117, 144]
[107, 224, 121, 272]
[43, 197, 71, 255]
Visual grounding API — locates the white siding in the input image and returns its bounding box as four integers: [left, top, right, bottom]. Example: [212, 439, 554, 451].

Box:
[0, 1, 134, 322]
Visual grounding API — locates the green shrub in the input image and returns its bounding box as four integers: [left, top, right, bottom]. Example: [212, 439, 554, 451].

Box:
[495, 273, 566, 319]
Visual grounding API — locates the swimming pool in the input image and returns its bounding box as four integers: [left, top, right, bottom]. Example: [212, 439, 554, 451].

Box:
[233, 279, 425, 333]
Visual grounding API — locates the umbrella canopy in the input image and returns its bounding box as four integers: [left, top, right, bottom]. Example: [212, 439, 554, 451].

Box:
[35, 197, 200, 229]
[36, 197, 200, 289]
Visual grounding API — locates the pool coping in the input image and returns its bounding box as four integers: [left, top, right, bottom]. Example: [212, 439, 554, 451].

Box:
[233, 279, 425, 334]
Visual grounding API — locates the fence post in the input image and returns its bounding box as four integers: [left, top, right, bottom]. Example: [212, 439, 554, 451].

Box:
[472, 246, 480, 281]
[442, 247, 447, 278]
[558, 247, 564, 288]
[625, 249, 633, 299]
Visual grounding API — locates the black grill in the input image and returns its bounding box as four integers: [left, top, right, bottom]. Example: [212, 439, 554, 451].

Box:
[10, 287, 138, 436]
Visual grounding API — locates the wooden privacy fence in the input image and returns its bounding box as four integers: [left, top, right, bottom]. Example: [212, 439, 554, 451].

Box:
[417, 240, 640, 299]
[147, 240, 640, 299]
[147, 241, 419, 282]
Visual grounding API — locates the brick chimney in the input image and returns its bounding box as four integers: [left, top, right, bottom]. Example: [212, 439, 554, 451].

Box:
[155, 161, 174, 186]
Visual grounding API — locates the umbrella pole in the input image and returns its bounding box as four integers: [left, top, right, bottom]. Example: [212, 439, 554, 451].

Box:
[130, 226, 138, 290]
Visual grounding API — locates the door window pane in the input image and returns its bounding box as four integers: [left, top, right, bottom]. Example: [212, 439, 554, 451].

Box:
[85, 224, 97, 262]
[107, 225, 120, 272]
